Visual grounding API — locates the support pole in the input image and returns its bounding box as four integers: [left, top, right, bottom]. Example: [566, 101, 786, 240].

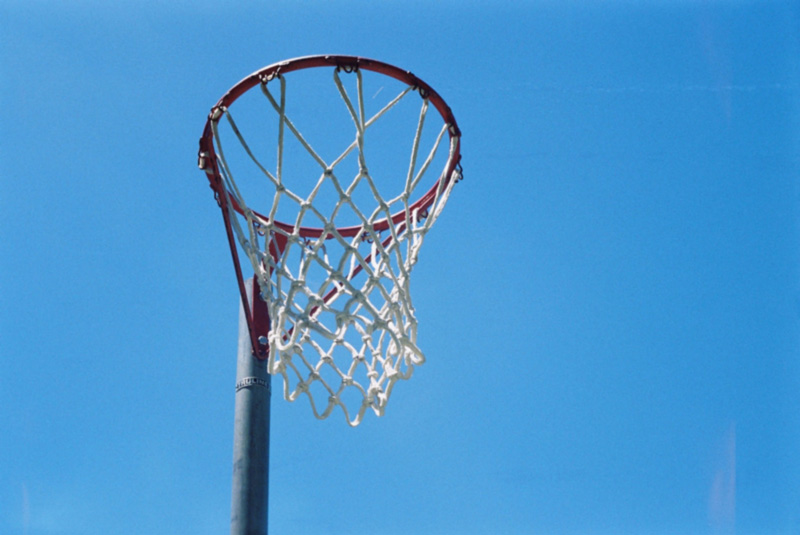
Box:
[230, 278, 271, 535]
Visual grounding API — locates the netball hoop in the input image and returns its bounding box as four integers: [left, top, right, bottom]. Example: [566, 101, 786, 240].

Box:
[199, 55, 462, 426]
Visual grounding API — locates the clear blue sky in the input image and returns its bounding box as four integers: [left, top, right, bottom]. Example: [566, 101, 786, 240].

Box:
[2, 1, 799, 534]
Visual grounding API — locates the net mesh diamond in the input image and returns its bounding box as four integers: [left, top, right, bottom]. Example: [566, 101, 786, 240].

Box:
[210, 67, 460, 425]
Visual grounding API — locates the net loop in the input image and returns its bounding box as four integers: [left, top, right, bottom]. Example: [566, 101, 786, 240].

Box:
[259, 71, 281, 84]
[336, 61, 359, 73]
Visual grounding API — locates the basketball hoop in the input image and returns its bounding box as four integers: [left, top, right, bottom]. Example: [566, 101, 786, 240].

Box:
[199, 55, 462, 425]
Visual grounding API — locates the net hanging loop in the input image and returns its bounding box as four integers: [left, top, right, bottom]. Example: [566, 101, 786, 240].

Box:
[199, 55, 461, 426]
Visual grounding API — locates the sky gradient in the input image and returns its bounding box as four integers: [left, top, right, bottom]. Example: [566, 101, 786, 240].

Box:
[2, 1, 799, 534]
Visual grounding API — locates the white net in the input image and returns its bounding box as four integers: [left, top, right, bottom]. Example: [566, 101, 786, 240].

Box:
[209, 65, 461, 425]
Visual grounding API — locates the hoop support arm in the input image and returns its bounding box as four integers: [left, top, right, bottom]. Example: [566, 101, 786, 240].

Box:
[217, 187, 273, 360]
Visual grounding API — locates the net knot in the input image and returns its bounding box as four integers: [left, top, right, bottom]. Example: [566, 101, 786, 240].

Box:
[334, 311, 349, 328]
[367, 383, 384, 404]
[309, 294, 325, 310]
[384, 363, 400, 380]
[371, 318, 388, 332]
[290, 279, 306, 290]
[343, 243, 358, 257]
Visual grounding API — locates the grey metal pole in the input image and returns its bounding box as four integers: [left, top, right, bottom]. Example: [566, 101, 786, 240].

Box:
[230, 280, 271, 535]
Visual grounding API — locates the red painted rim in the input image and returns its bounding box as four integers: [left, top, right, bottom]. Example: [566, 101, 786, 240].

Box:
[198, 55, 461, 239]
